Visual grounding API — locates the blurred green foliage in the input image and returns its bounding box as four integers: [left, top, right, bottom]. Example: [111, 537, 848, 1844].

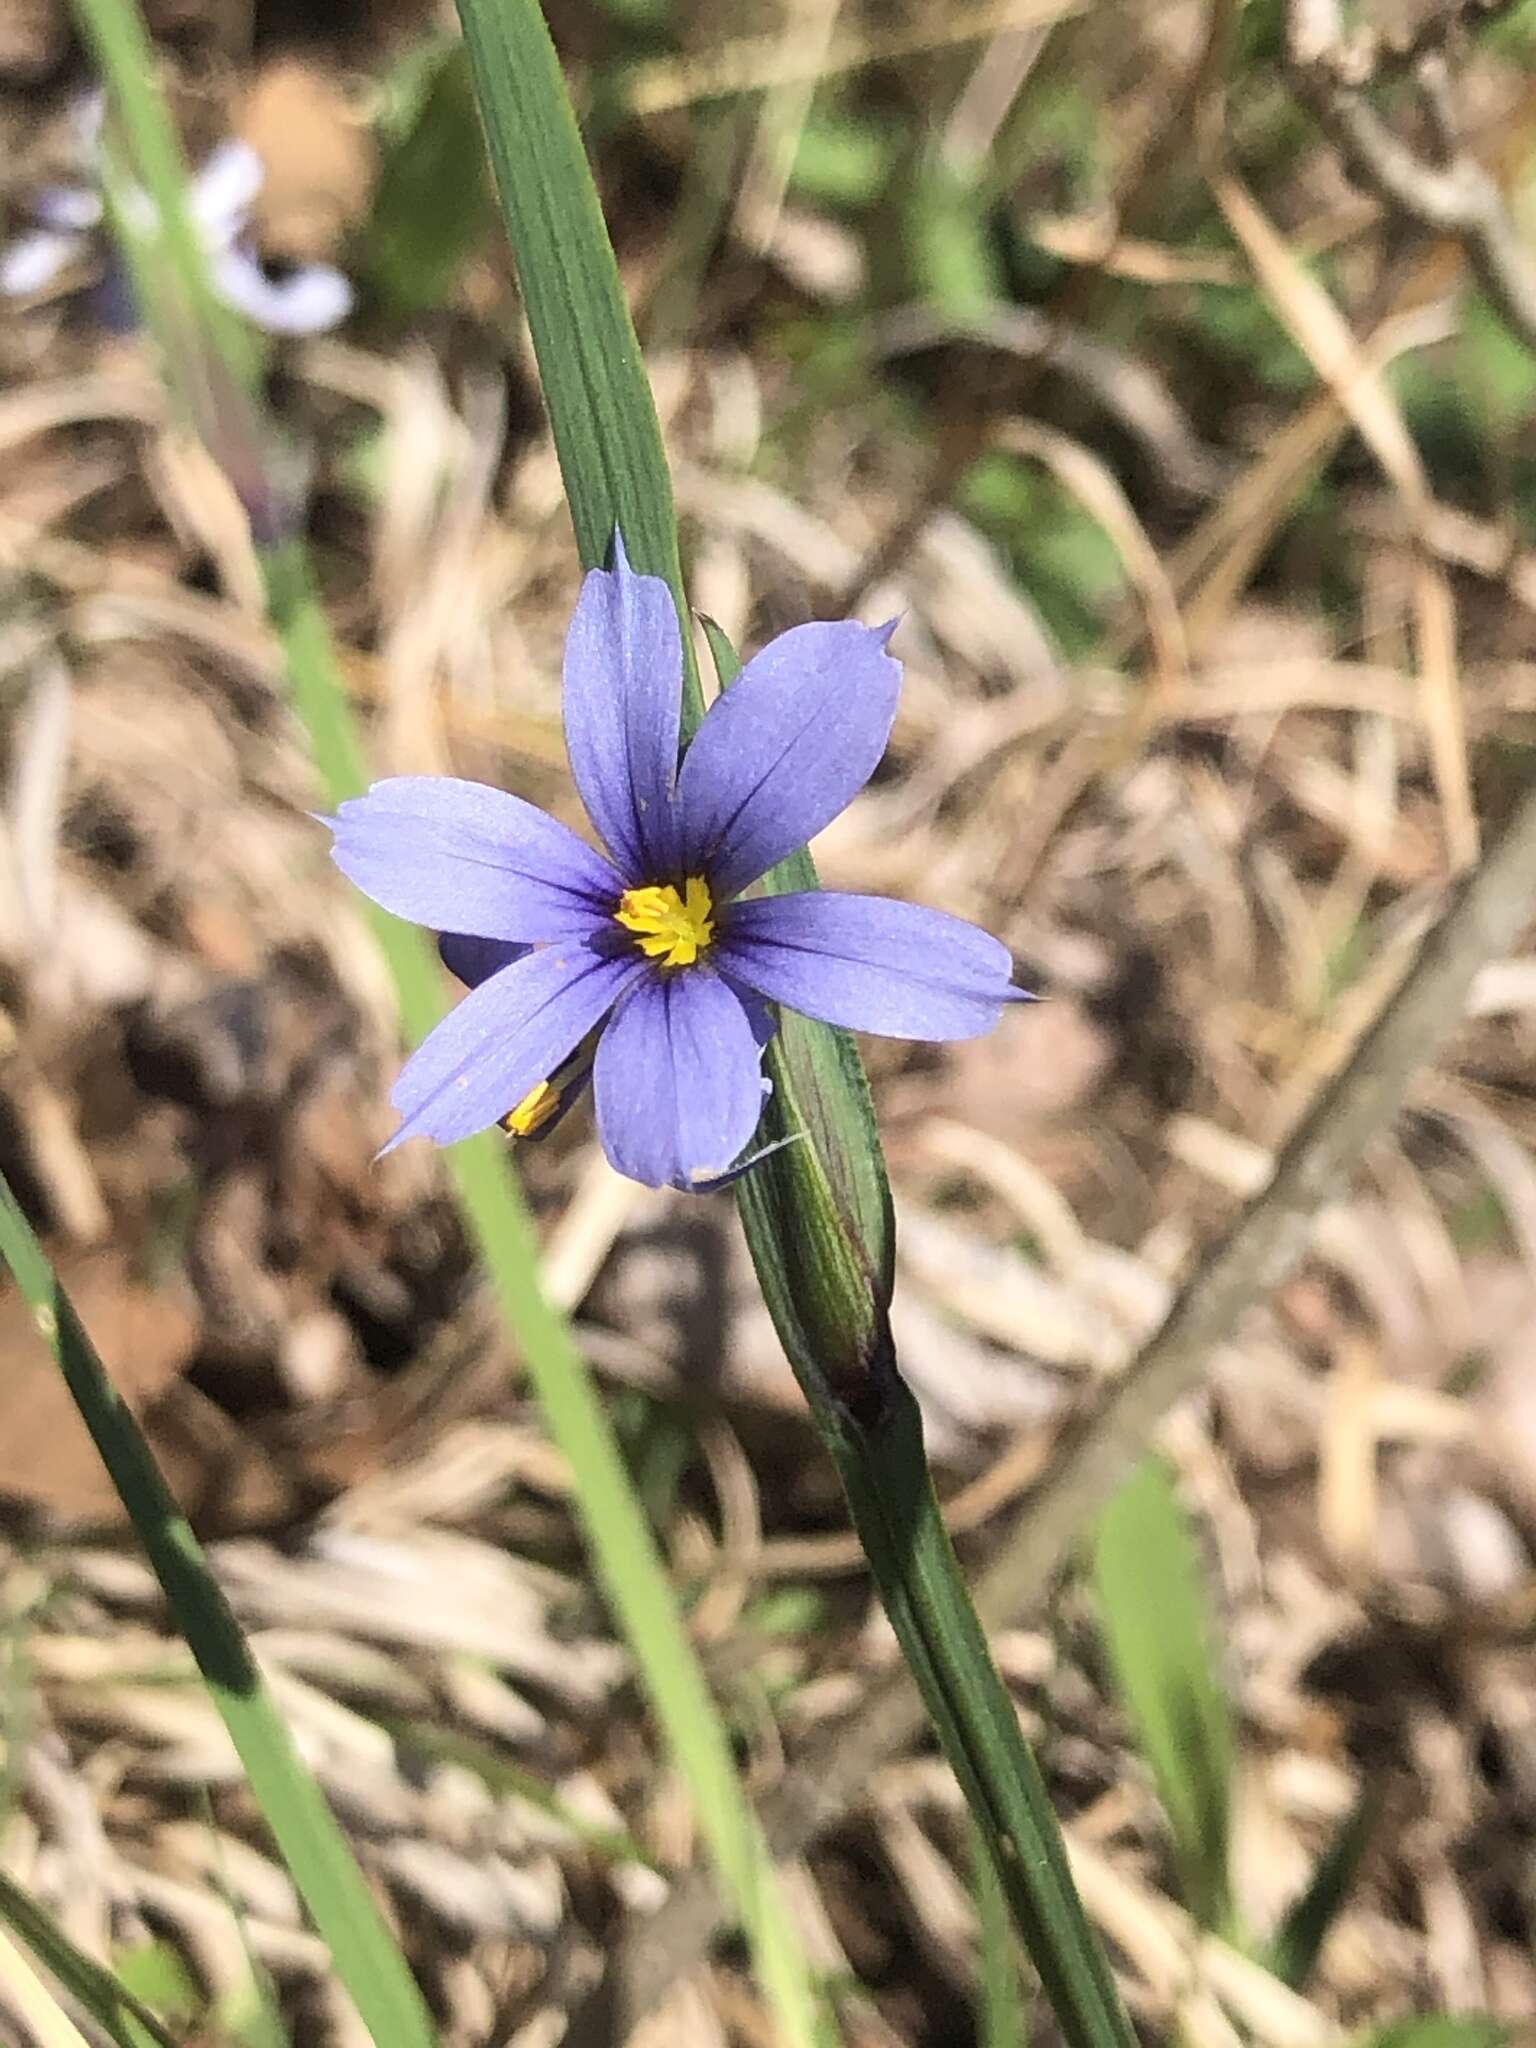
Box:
[1367, 2021, 1509, 2048]
[1266, 1786, 1381, 1991]
[789, 106, 892, 209]
[110, 1943, 198, 2026]
[1092, 1457, 1235, 1938]
[961, 453, 1126, 653]
[358, 39, 497, 318]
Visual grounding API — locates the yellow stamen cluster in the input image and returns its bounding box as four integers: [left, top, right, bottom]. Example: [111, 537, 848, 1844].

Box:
[614, 877, 715, 967]
[501, 1079, 561, 1137]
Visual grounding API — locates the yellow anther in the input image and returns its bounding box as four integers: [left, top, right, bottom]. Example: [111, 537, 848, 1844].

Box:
[501, 1079, 561, 1137]
[614, 876, 715, 967]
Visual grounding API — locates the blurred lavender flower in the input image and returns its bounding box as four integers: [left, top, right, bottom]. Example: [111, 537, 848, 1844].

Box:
[0, 94, 351, 334]
[327, 535, 1026, 1189]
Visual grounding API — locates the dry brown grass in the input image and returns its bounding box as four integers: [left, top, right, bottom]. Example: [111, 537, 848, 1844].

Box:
[2, 4, 1536, 2043]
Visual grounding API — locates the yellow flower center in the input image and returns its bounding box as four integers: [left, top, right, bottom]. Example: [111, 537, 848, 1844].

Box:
[501, 1079, 562, 1137]
[614, 877, 715, 967]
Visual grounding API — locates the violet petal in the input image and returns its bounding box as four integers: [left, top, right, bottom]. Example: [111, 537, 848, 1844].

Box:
[386, 941, 639, 1150]
[594, 969, 764, 1188]
[562, 532, 682, 881]
[676, 620, 900, 899]
[327, 777, 622, 942]
[719, 890, 1026, 1039]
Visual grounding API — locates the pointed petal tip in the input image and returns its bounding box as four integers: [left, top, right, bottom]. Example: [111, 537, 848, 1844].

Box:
[873, 614, 903, 650]
[721, 891, 1026, 1040]
[675, 616, 905, 897]
[565, 533, 684, 878]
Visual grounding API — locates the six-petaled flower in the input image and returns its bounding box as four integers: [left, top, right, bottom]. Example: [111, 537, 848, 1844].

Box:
[326, 534, 1026, 1189]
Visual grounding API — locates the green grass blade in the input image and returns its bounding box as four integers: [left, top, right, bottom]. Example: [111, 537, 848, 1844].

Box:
[1267, 1784, 1380, 1991]
[972, 1819, 1029, 2048]
[832, 1382, 1136, 2048]
[702, 636, 1130, 2048]
[699, 616, 894, 1330]
[454, 0, 690, 610]
[0, 1870, 173, 2048]
[1092, 1457, 1234, 1936]
[70, 0, 254, 389]
[0, 1184, 436, 2048]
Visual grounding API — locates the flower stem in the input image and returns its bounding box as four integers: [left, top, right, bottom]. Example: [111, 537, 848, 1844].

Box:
[448, 5, 1137, 2041]
[827, 1372, 1135, 2048]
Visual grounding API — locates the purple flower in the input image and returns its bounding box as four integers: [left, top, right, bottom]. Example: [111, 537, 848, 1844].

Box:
[327, 535, 1025, 1189]
[0, 96, 351, 336]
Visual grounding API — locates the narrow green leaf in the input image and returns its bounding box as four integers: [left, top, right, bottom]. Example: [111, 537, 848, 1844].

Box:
[1092, 1457, 1234, 1935]
[972, 1819, 1030, 2048]
[0, 1863, 178, 2048]
[69, 0, 255, 392]
[454, 0, 690, 614]
[70, 0, 284, 551]
[0, 1875, 177, 2048]
[1267, 1784, 1380, 1990]
[0, 1186, 437, 2048]
[830, 1380, 1136, 2048]
[444, 23, 827, 2038]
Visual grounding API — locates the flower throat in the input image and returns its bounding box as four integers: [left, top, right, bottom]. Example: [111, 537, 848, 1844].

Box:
[615, 877, 714, 967]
